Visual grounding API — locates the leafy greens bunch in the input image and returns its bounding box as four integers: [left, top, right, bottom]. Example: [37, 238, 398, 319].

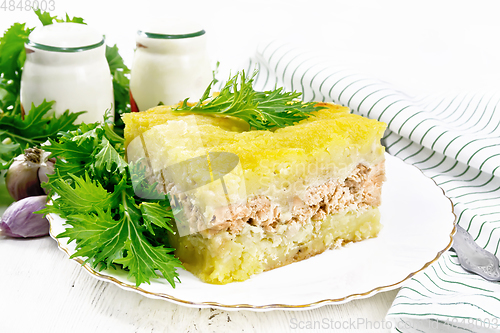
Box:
[0, 10, 131, 170]
[42, 121, 182, 287]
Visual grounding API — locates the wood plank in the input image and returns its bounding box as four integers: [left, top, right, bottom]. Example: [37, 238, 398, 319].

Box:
[0, 236, 397, 332]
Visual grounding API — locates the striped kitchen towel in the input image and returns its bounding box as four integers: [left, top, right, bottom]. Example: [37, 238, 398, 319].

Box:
[248, 40, 500, 333]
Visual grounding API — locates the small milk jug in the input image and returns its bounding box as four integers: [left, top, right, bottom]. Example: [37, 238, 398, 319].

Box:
[21, 22, 114, 123]
[130, 20, 212, 111]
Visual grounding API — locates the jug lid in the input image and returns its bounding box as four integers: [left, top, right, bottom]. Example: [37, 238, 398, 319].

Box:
[27, 22, 104, 52]
[138, 19, 205, 39]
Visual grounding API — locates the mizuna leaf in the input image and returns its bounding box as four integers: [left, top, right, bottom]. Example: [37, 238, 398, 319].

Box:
[173, 70, 325, 130]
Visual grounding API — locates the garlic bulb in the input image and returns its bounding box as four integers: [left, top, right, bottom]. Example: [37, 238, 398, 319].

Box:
[5, 148, 54, 201]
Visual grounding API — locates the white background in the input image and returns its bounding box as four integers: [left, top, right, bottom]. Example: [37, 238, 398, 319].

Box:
[1, 0, 499, 96]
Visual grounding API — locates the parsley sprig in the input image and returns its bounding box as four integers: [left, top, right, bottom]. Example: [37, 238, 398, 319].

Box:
[0, 101, 83, 167]
[174, 71, 324, 130]
[106, 44, 131, 137]
[42, 122, 183, 287]
[0, 22, 32, 115]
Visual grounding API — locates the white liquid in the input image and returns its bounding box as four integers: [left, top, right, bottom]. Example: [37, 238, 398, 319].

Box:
[20, 23, 114, 124]
[130, 33, 212, 111]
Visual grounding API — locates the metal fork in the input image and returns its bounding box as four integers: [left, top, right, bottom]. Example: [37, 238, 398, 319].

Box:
[451, 224, 500, 282]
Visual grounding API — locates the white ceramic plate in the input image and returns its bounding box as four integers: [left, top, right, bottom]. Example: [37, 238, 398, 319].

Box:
[48, 154, 456, 311]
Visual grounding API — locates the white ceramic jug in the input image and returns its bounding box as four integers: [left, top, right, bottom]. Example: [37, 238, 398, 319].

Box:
[130, 20, 212, 111]
[21, 23, 114, 124]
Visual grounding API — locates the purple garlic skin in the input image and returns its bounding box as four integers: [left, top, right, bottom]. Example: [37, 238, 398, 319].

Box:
[0, 195, 49, 238]
[39, 158, 56, 192]
[5, 148, 55, 201]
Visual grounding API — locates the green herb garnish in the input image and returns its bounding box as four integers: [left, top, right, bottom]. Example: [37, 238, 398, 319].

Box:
[0, 101, 83, 168]
[105, 44, 131, 137]
[34, 9, 86, 25]
[174, 70, 324, 130]
[42, 122, 182, 287]
[0, 22, 32, 115]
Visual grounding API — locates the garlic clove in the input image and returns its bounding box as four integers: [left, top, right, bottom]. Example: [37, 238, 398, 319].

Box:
[0, 195, 49, 238]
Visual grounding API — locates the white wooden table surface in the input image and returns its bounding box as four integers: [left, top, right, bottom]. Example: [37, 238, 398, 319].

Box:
[0, 229, 398, 333]
[1, 1, 498, 332]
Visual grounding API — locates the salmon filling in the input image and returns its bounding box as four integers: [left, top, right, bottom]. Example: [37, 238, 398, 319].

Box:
[167, 161, 384, 284]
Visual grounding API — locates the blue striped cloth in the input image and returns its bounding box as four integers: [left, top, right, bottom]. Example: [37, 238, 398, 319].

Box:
[244, 40, 500, 332]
